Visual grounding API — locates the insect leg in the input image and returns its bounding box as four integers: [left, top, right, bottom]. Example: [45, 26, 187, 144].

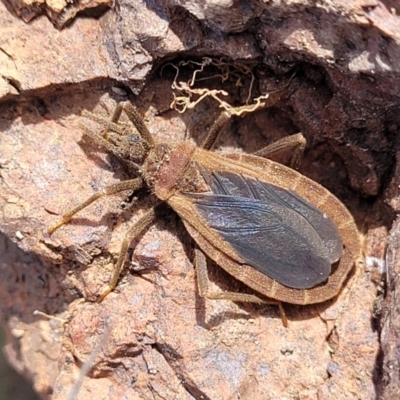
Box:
[200, 111, 231, 150]
[253, 132, 306, 169]
[79, 121, 128, 152]
[81, 110, 129, 136]
[118, 102, 155, 147]
[82, 102, 154, 149]
[194, 248, 288, 326]
[200, 87, 300, 152]
[108, 101, 124, 123]
[97, 206, 158, 301]
[48, 178, 144, 234]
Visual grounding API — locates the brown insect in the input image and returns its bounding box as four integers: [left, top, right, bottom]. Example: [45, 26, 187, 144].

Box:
[48, 93, 360, 322]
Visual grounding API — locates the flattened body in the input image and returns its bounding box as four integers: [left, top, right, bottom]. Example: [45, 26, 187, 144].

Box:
[187, 171, 341, 289]
[204, 171, 343, 264]
[167, 148, 360, 305]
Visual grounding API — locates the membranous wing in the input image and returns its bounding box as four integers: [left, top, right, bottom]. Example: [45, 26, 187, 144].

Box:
[207, 171, 343, 264]
[187, 171, 343, 289]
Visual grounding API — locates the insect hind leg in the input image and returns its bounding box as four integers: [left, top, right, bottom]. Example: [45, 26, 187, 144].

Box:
[194, 248, 288, 326]
[253, 132, 306, 169]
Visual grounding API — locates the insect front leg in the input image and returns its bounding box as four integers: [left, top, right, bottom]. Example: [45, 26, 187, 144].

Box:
[80, 102, 155, 171]
[117, 102, 155, 147]
[194, 248, 288, 326]
[81, 102, 153, 144]
[48, 178, 144, 234]
[83, 102, 155, 147]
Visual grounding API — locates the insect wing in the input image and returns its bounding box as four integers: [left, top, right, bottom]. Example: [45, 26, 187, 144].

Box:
[204, 171, 343, 264]
[187, 187, 333, 289]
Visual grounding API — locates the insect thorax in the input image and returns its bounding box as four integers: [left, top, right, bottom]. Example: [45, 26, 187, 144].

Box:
[142, 142, 208, 201]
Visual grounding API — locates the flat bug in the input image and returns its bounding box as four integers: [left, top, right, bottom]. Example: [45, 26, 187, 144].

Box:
[48, 80, 360, 323]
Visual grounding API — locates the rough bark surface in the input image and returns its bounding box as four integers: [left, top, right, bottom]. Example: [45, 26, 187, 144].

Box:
[1, 0, 399, 399]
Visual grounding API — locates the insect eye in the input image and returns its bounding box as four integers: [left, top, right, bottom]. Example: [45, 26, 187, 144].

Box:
[127, 133, 140, 143]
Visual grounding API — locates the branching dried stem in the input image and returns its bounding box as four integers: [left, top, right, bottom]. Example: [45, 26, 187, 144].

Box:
[167, 57, 263, 114]
[167, 57, 295, 117]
